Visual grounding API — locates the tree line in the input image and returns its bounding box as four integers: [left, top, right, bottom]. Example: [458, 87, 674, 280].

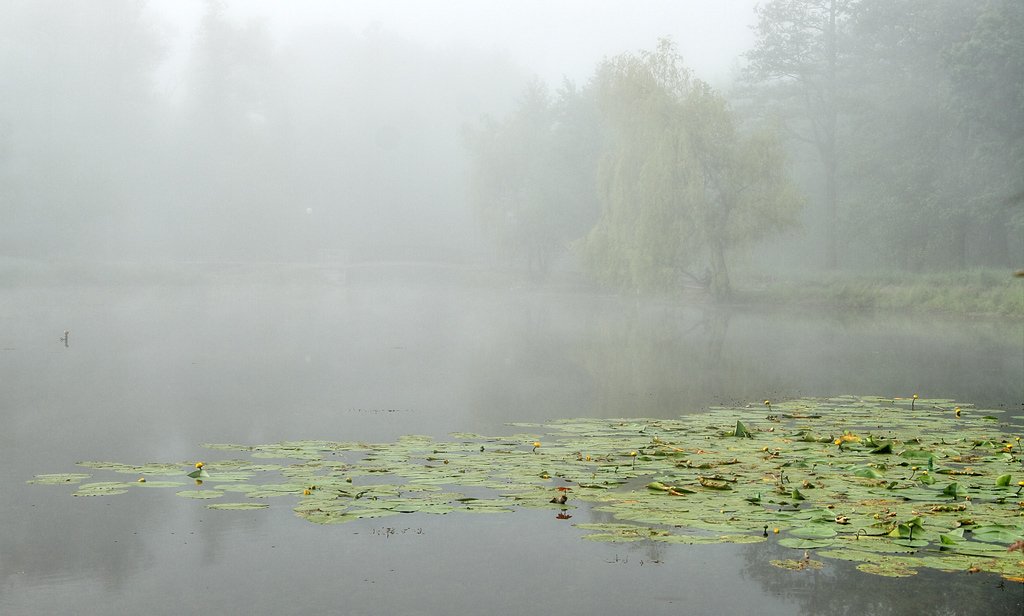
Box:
[0, 0, 526, 263]
[466, 0, 1023, 296]
[1, 0, 1020, 293]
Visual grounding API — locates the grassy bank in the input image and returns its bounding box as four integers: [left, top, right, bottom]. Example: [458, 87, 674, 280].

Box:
[733, 269, 1024, 318]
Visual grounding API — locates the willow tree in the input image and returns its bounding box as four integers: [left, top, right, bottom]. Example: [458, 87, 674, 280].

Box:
[582, 41, 802, 300]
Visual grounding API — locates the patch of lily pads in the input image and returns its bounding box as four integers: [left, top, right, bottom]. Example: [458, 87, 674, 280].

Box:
[27, 395, 1024, 582]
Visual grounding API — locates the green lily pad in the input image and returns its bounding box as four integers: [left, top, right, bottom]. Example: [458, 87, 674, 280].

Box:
[856, 561, 917, 577]
[73, 481, 133, 496]
[133, 480, 187, 488]
[26, 395, 1024, 580]
[207, 502, 270, 510]
[971, 524, 1024, 544]
[778, 537, 834, 549]
[27, 473, 91, 485]
[852, 467, 884, 479]
[789, 525, 838, 540]
[770, 558, 825, 571]
[175, 490, 224, 499]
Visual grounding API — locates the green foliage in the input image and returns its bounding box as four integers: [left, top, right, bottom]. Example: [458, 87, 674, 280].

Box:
[582, 40, 801, 298]
[733, 269, 1024, 317]
[464, 80, 603, 277]
[838, 0, 1023, 271]
[747, 0, 1024, 272]
[744, 0, 850, 269]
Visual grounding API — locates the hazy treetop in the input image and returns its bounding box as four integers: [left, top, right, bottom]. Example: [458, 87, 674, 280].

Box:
[151, 0, 760, 89]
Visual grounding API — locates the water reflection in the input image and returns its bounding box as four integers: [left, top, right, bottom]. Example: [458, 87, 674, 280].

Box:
[1, 279, 1021, 614]
[739, 539, 1020, 615]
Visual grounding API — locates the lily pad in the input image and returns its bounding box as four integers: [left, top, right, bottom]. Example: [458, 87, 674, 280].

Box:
[207, 502, 270, 510]
[770, 558, 825, 571]
[175, 490, 224, 499]
[778, 537, 834, 549]
[27, 395, 1024, 580]
[27, 473, 91, 485]
[73, 481, 133, 496]
[856, 561, 918, 577]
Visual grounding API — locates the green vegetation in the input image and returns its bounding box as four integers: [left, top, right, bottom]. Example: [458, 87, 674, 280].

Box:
[734, 270, 1024, 317]
[744, 0, 1024, 273]
[581, 41, 801, 299]
[463, 80, 603, 278]
[466, 2, 1023, 292]
[29, 395, 1024, 581]
[467, 41, 802, 299]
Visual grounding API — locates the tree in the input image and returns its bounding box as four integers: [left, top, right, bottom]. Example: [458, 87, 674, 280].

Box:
[0, 0, 163, 258]
[744, 0, 853, 270]
[464, 79, 602, 277]
[173, 0, 284, 259]
[838, 0, 1023, 270]
[583, 41, 802, 299]
[944, 0, 1024, 267]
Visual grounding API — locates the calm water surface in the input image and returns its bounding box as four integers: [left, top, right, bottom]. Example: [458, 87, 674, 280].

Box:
[2, 275, 1022, 615]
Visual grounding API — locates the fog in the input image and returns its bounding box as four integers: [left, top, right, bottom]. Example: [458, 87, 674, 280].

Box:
[0, 1, 757, 266]
[2, 4, 1023, 614]
[3, 1, 1019, 276]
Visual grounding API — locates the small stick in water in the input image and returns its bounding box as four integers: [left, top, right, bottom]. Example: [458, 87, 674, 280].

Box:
[60, 330, 69, 347]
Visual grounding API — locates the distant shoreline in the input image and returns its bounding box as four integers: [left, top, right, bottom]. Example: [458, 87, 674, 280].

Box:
[2, 258, 1020, 319]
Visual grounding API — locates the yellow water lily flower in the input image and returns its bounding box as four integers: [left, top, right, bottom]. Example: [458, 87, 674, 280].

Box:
[195, 462, 205, 469]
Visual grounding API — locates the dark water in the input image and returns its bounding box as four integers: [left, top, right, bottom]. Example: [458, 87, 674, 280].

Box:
[2, 275, 1022, 615]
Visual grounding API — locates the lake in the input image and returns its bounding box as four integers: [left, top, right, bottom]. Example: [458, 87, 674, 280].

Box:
[2, 269, 1022, 615]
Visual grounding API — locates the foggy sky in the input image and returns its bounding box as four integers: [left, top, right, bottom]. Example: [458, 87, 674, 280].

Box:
[151, 0, 759, 90]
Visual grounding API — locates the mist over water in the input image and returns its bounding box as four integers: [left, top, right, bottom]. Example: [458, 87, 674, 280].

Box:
[2, 278, 1022, 615]
[2, 2, 1022, 615]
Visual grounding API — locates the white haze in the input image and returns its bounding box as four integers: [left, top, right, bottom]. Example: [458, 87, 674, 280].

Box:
[151, 0, 759, 92]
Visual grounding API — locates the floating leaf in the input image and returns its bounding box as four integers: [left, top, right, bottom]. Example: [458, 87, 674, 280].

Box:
[26, 395, 1024, 580]
[852, 466, 884, 479]
[778, 537, 834, 549]
[175, 490, 224, 499]
[207, 502, 270, 510]
[971, 524, 1024, 545]
[27, 473, 91, 485]
[856, 561, 917, 577]
[133, 480, 186, 488]
[870, 442, 893, 454]
[789, 525, 837, 540]
[770, 558, 825, 571]
[73, 481, 132, 497]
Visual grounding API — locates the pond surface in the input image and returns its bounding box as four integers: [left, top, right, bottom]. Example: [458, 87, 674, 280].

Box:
[2, 272, 1022, 615]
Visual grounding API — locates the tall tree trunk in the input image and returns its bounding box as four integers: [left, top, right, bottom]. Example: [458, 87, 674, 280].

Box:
[824, 0, 839, 270]
[824, 150, 838, 269]
[709, 239, 731, 301]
